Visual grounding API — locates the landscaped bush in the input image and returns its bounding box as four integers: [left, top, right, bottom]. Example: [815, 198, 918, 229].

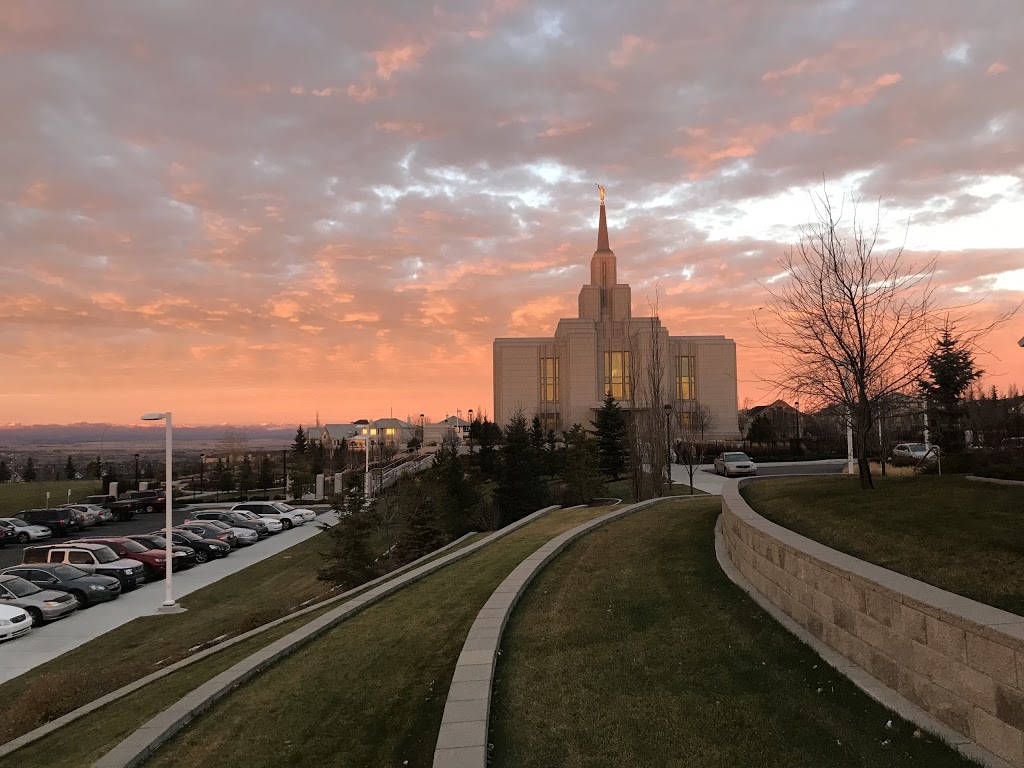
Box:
[917, 448, 1024, 479]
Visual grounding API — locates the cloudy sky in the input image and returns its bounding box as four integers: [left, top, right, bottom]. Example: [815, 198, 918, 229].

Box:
[1, 0, 1021, 426]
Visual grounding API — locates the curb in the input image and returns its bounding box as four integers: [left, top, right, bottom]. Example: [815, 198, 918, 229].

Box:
[966, 475, 1024, 487]
[90, 506, 562, 768]
[0, 531, 478, 758]
[714, 512, 1011, 768]
[431, 496, 702, 768]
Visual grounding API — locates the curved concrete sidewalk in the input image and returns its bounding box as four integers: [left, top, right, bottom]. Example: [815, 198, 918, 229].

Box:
[91, 506, 562, 768]
[0, 531, 478, 758]
[432, 496, 702, 768]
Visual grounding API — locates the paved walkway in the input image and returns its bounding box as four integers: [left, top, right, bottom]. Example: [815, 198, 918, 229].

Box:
[669, 459, 847, 495]
[0, 510, 338, 685]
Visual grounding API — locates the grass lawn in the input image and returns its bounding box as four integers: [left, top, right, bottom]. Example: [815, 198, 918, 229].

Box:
[604, 476, 706, 504]
[141, 506, 614, 768]
[491, 499, 976, 767]
[742, 475, 1024, 616]
[0, 479, 102, 517]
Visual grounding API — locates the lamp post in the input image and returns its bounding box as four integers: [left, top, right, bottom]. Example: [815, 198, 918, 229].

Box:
[134, 453, 140, 491]
[141, 412, 183, 614]
[467, 409, 474, 454]
[199, 453, 205, 498]
[282, 450, 288, 499]
[419, 413, 425, 454]
[664, 403, 673, 490]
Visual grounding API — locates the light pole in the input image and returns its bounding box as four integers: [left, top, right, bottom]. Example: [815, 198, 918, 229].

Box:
[794, 401, 800, 440]
[664, 403, 673, 490]
[134, 453, 140, 491]
[467, 409, 474, 454]
[141, 412, 183, 614]
[282, 450, 288, 499]
[199, 453, 205, 498]
[419, 414, 425, 454]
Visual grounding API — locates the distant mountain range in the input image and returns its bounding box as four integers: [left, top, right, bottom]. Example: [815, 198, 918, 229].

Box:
[0, 423, 298, 448]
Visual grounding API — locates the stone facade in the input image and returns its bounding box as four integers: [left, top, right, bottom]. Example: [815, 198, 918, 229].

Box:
[493, 197, 741, 438]
[721, 479, 1024, 767]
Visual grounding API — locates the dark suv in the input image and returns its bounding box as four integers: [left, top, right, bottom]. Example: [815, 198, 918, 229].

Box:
[187, 511, 270, 538]
[125, 490, 166, 512]
[16, 509, 80, 536]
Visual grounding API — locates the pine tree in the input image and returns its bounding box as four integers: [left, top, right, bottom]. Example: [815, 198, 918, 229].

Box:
[292, 425, 309, 455]
[0, 461, 9, 483]
[529, 416, 545, 454]
[23, 457, 36, 482]
[318, 507, 378, 589]
[238, 455, 254, 496]
[561, 424, 605, 505]
[391, 482, 448, 566]
[215, 458, 233, 493]
[590, 394, 629, 480]
[918, 328, 983, 453]
[65, 455, 77, 480]
[257, 455, 273, 493]
[496, 409, 549, 524]
[475, 417, 502, 478]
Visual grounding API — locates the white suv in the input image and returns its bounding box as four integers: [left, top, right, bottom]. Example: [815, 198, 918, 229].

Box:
[231, 502, 307, 529]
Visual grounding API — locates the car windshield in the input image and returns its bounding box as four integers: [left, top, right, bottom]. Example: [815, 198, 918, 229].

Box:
[908, 443, 927, 452]
[3, 577, 42, 597]
[118, 540, 150, 554]
[173, 530, 202, 542]
[4, 518, 29, 528]
[236, 511, 258, 519]
[273, 503, 293, 512]
[724, 453, 751, 462]
[52, 565, 88, 579]
[93, 546, 119, 564]
[147, 537, 168, 548]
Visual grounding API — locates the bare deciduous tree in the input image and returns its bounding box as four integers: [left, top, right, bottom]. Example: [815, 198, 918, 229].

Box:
[675, 402, 716, 495]
[754, 188, 1012, 489]
[626, 295, 671, 500]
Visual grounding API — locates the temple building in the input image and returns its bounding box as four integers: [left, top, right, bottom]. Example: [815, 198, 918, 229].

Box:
[492, 189, 741, 439]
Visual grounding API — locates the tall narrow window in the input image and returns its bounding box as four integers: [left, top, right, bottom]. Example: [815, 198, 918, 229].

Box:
[676, 355, 695, 401]
[539, 357, 560, 402]
[603, 350, 631, 400]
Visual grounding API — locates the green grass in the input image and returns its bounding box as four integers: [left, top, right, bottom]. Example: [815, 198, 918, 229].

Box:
[491, 500, 977, 767]
[0, 479, 102, 517]
[604, 476, 706, 504]
[742, 475, 1024, 616]
[141, 506, 613, 768]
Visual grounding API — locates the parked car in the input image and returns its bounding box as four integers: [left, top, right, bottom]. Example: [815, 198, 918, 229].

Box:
[713, 452, 758, 478]
[119, 535, 199, 571]
[0, 518, 53, 545]
[160, 530, 230, 562]
[15, 508, 80, 536]
[177, 522, 240, 549]
[191, 519, 259, 547]
[77, 494, 144, 522]
[186, 511, 270, 539]
[75, 537, 179, 580]
[891, 443, 939, 466]
[271, 502, 317, 523]
[231, 502, 307, 529]
[62, 503, 114, 524]
[232, 510, 284, 533]
[22, 543, 146, 590]
[0, 522, 16, 548]
[68, 507, 98, 528]
[0, 603, 32, 642]
[124, 489, 166, 512]
[0, 574, 79, 625]
[0, 563, 121, 607]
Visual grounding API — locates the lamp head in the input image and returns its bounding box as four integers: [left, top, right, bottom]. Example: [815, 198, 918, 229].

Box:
[141, 413, 167, 421]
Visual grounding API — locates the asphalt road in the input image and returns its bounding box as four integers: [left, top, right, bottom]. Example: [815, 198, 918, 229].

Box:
[0, 504, 244, 570]
[722, 462, 847, 477]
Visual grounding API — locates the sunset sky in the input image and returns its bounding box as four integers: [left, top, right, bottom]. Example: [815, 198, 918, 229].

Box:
[1, 0, 1022, 426]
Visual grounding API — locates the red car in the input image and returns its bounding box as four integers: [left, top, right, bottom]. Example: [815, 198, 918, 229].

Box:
[75, 537, 172, 580]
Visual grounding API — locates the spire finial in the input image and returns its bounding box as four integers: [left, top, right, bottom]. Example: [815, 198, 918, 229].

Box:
[595, 182, 605, 206]
[595, 183, 610, 251]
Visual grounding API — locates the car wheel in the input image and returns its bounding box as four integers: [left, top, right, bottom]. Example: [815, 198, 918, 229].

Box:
[70, 590, 89, 608]
[194, 550, 209, 564]
[27, 608, 43, 626]
[284, 520, 293, 530]
[17, 532, 29, 544]
[146, 504, 155, 513]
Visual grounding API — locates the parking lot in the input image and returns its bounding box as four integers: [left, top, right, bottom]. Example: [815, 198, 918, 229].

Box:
[0, 505, 337, 684]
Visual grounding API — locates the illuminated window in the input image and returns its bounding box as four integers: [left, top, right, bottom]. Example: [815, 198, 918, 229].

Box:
[360, 428, 367, 435]
[385, 428, 395, 436]
[603, 351, 631, 400]
[676, 355, 696, 401]
[539, 357, 560, 402]
[679, 411, 693, 430]
[370, 428, 378, 436]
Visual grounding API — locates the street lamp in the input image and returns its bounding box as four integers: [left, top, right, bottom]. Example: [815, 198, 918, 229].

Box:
[134, 453, 140, 491]
[419, 413, 425, 454]
[199, 453, 205, 498]
[140, 412, 183, 614]
[664, 403, 673, 490]
[468, 409, 474, 454]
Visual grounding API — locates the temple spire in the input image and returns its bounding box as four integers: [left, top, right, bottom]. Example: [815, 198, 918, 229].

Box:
[595, 183, 611, 252]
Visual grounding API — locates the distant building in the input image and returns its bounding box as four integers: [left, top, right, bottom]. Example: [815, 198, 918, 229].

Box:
[493, 190, 741, 438]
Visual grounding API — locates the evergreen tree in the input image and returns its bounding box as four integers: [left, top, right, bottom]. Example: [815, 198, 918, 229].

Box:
[291, 425, 309, 455]
[496, 409, 549, 524]
[918, 327, 983, 453]
[333, 439, 350, 472]
[23, 457, 36, 482]
[427, 438, 481, 536]
[238, 455, 254, 496]
[318, 505, 378, 589]
[561, 423, 605, 505]
[215, 458, 234, 493]
[257, 455, 273, 493]
[65, 455, 77, 480]
[529, 416, 546, 454]
[475, 417, 502, 478]
[391, 481, 448, 566]
[747, 413, 775, 443]
[0, 461, 9, 483]
[590, 394, 629, 480]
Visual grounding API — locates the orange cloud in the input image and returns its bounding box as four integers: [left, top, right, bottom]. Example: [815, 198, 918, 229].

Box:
[373, 43, 430, 79]
[987, 62, 1008, 76]
[609, 35, 656, 69]
[787, 73, 902, 133]
[539, 120, 592, 138]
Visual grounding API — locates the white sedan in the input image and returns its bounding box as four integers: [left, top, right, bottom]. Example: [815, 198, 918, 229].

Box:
[0, 603, 33, 642]
[713, 452, 758, 478]
[231, 501, 311, 527]
[274, 502, 316, 523]
[0, 518, 53, 544]
[234, 511, 283, 533]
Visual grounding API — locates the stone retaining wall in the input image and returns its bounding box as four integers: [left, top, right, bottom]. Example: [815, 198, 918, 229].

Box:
[721, 479, 1024, 767]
